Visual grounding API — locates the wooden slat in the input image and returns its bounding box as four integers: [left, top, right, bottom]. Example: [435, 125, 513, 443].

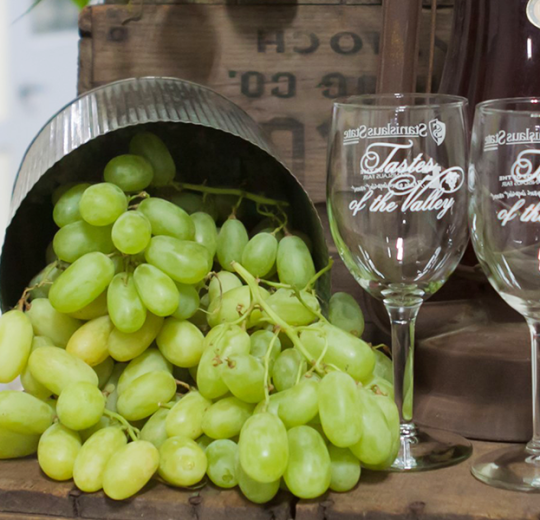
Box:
[102, 0, 454, 5]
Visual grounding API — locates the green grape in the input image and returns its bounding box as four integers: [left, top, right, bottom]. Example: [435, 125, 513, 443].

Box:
[104, 154, 154, 192]
[133, 263, 179, 317]
[349, 388, 394, 466]
[239, 413, 288, 483]
[112, 211, 152, 255]
[250, 330, 282, 368]
[170, 191, 205, 214]
[284, 425, 331, 499]
[319, 371, 362, 448]
[29, 346, 98, 395]
[197, 325, 251, 399]
[130, 132, 176, 187]
[52, 182, 78, 205]
[53, 183, 90, 228]
[79, 183, 128, 227]
[276, 236, 315, 289]
[66, 315, 113, 366]
[0, 428, 40, 459]
[108, 273, 147, 333]
[202, 396, 254, 439]
[49, 252, 115, 313]
[217, 218, 248, 271]
[277, 379, 319, 428]
[373, 349, 393, 383]
[272, 349, 307, 392]
[222, 354, 265, 404]
[196, 434, 213, 451]
[145, 235, 211, 285]
[158, 436, 207, 487]
[73, 426, 127, 493]
[140, 408, 169, 448]
[117, 348, 172, 395]
[329, 292, 365, 338]
[93, 357, 115, 389]
[291, 230, 313, 253]
[38, 423, 82, 481]
[116, 370, 176, 421]
[365, 376, 394, 400]
[265, 288, 319, 327]
[156, 318, 205, 368]
[166, 391, 212, 439]
[242, 232, 278, 278]
[236, 460, 280, 504]
[300, 323, 376, 383]
[172, 283, 200, 321]
[80, 416, 111, 442]
[208, 271, 242, 302]
[328, 445, 361, 492]
[53, 220, 114, 263]
[26, 298, 82, 347]
[206, 439, 238, 488]
[0, 391, 54, 434]
[252, 390, 285, 417]
[0, 310, 33, 384]
[28, 263, 62, 300]
[108, 312, 164, 362]
[191, 211, 218, 262]
[138, 197, 195, 240]
[57, 382, 105, 431]
[207, 285, 267, 329]
[102, 440, 160, 500]
[20, 336, 55, 399]
[69, 290, 108, 320]
[103, 362, 126, 413]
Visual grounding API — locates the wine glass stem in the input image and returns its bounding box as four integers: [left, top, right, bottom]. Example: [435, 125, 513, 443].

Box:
[386, 302, 422, 427]
[526, 319, 540, 454]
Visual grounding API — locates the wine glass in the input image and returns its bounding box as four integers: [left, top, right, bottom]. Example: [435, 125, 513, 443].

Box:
[469, 97, 540, 492]
[327, 93, 472, 471]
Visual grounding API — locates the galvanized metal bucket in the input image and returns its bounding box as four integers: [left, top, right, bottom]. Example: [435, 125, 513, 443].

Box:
[0, 77, 330, 309]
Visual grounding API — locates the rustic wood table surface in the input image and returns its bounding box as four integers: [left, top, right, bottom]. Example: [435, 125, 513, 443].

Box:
[0, 440, 539, 520]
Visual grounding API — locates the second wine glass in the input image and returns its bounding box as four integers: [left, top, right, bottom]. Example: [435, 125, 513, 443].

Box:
[327, 93, 472, 471]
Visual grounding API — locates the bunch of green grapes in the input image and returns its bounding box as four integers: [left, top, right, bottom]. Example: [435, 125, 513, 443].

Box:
[0, 131, 398, 503]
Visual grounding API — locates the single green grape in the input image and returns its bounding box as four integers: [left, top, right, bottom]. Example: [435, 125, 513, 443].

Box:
[112, 211, 152, 255]
[27, 262, 62, 300]
[79, 183, 128, 227]
[38, 423, 82, 481]
[117, 348, 172, 395]
[29, 346, 99, 395]
[272, 349, 307, 393]
[73, 426, 127, 493]
[372, 349, 393, 384]
[276, 235, 315, 289]
[80, 416, 112, 443]
[133, 263, 179, 317]
[156, 318, 205, 368]
[241, 232, 278, 278]
[202, 396, 254, 439]
[52, 182, 78, 205]
[222, 354, 266, 404]
[102, 362, 126, 414]
[138, 197, 195, 240]
[129, 132, 176, 188]
[145, 235, 211, 285]
[0, 310, 33, 384]
[140, 408, 170, 449]
[53, 183, 90, 228]
[207, 286, 253, 329]
[21, 336, 56, 400]
[116, 370, 177, 421]
[108, 273, 147, 334]
[108, 312, 164, 362]
[102, 440, 160, 500]
[328, 292, 365, 338]
[328, 445, 361, 492]
[104, 154, 154, 192]
[236, 459, 280, 504]
[249, 330, 282, 368]
[191, 211, 218, 262]
[284, 425, 331, 499]
[66, 315, 113, 367]
[53, 220, 115, 263]
[158, 436, 207, 487]
[206, 439, 238, 488]
[57, 382, 105, 431]
[208, 271, 242, 302]
[239, 413, 288, 483]
[49, 252, 115, 314]
[277, 379, 319, 429]
[69, 290, 109, 320]
[166, 391, 212, 439]
[0, 391, 54, 435]
[93, 357, 115, 389]
[196, 434, 214, 451]
[170, 191, 205, 214]
[0, 428, 40, 460]
[265, 288, 319, 327]
[172, 283, 200, 321]
[217, 218, 248, 271]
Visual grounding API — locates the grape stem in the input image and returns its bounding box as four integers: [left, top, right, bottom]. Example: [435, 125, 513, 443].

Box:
[263, 331, 280, 409]
[103, 409, 139, 442]
[175, 379, 192, 392]
[171, 182, 289, 207]
[306, 258, 334, 289]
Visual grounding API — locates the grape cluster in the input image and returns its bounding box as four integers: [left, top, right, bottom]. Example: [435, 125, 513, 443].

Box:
[0, 131, 398, 502]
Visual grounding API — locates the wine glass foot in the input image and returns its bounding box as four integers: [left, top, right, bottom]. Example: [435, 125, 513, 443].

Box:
[471, 445, 540, 492]
[389, 424, 472, 472]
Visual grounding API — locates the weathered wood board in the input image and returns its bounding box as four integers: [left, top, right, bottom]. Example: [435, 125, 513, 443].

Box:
[1, 441, 539, 520]
[78, 3, 453, 203]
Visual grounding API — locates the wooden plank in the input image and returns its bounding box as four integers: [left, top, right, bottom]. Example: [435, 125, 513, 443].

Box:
[102, 0, 454, 5]
[295, 441, 540, 520]
[79, 4, 453, 203]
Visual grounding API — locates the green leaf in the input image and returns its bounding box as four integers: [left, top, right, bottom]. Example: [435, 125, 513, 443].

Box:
[71, 0, 91, 8]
